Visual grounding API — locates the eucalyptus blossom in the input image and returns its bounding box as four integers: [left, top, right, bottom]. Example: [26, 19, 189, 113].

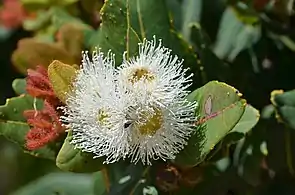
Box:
[118, 37, 198, 165]
[61, 37, 198, 165]
[61, 50, 131, 164]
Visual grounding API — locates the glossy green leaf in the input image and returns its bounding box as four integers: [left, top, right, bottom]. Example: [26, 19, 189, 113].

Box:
[92, 0, 140, 64]
[0, 121, 56, 160]
[56, 132, 104, 173]
[128, 0, 200, 86]
[174, 81, 247, 167]
[190, 23, 230, 82]
[128, 0, 174, 40]
[0, 95, 59, 160]
[230, 105, 260, 134]
[12, 79, 27, 95]
[213, 7, 261, 62]
[93, 0, 201, 87]
[84, 28, 100, 49]
[271, 89, 295, 106]
[0, 95, 43, 122]
[271, 89, 295, 129]
[275, 107, 295, 127]
[224, 104, 260, 143]
[93, 171, 107, 195]
[11, 172, 97, 195]
[165, 0, 182, 30]
[0, 121, 31, 148]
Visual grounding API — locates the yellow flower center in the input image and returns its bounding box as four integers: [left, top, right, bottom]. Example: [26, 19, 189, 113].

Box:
[129, 67, 155, 83]
[137, 108, 163, 136]
[97, 109, 109, 125]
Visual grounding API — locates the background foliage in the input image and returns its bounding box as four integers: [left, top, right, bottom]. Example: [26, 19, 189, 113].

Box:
[0, 0, 295, 194]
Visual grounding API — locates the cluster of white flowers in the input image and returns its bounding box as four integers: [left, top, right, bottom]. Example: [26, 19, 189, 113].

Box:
[60, 36, 198, 165]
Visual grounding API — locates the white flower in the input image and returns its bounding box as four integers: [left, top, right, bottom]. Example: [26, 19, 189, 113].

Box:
[118, 36, 194, 108]
[118, 37, 198, 165]
[125, 99, 197, 165]
[60, 37, 198, 166]
[60, 49, 131, 164]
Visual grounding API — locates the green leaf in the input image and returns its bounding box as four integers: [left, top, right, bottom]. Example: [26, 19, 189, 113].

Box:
[11, 172, 97, 195]
[0, 95, 59, 160]
[271, 89, 295, 106]
[190, 23, 230, 82]
[92, 0, 140, 64]
[271, 89, 295, 129]
[165, 0, 182, 30]
[128, 0, 172, 39]
[128, 0, 201, 86]
[84, 28, 100, 49]
[230, 105, 260, 135]
[213, 7, 261, 61]
[181, 0, 202, 42]
[93, 171, 107, 195]
[93, 0, 201, 86]
[12, 79, 27, 95]
[56, 132, 104, 173]
[48, 60, 77, 104]
[174, 81, 247, 167]
[224, 104, 260, 143]
[0, 121, 56, 160]
[0, 121, 31, 147]
[0, 95, 43, 122]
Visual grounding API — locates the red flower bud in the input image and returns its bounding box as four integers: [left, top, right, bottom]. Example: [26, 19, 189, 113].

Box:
[26, 65, 61, 107]
[24, 100, 65, 150]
